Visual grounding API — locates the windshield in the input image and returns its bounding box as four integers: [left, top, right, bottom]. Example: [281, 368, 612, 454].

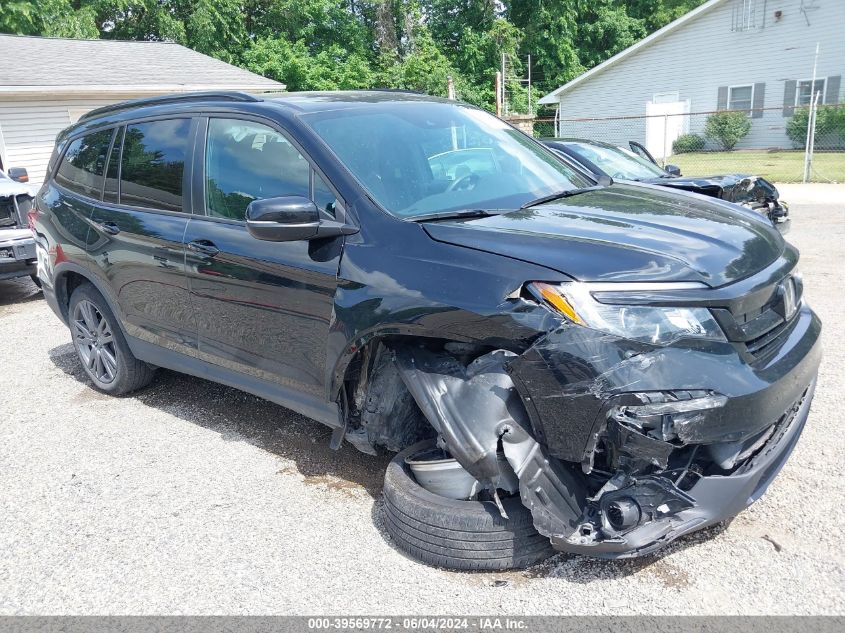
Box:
[567, 142, 667, 180]
[303, 102, 591, 218]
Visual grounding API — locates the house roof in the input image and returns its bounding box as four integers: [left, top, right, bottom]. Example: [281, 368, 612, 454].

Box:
[538, 0, 727, 104]
[0, 34, 284, 95]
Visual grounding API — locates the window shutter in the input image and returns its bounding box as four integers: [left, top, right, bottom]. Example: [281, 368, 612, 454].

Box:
[717, 86, 728, 110]
[752, 82, 765, 118]
[783, 80, 797, 116]
[825, 75, 841, 104]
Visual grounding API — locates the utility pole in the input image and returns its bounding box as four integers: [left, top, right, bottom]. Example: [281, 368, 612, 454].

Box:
[501, 53, 507, 116]
[446, 75, 456, 100]
[529, 54, 534, 115]
[495, 71, 502, 117]
[803, 42, 820, 183]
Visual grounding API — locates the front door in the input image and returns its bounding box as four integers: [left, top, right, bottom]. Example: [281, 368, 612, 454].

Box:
[87, 118, 197, 356]
[184, 117, 343, 401]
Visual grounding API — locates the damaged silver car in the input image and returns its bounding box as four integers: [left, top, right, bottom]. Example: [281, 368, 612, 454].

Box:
[34, 91, 821, 570]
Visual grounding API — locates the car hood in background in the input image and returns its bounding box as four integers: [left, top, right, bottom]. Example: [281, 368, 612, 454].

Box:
[643, 173, 781, 204]
[0, 179, 37, 198]
[422, 183, 784, 287]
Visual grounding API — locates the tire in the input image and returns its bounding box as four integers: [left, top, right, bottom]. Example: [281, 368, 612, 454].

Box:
[382, 440, 554, 570]
[68, 282, 155, 395]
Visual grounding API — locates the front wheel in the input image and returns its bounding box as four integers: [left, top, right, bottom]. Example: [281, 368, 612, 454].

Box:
[68, 283, 155, 395]
[382, 440, 554, 570]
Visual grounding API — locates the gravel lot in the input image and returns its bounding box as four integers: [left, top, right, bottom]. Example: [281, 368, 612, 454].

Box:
[1, 190, 843, 615]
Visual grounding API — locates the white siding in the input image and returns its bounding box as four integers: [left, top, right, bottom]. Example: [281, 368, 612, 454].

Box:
[0, 93, 160, 186]
[553, 0, 845, 149]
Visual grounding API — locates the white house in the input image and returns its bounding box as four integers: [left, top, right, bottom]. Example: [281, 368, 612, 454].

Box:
[0, 35, 284, 185]
[538, 0, 844, 157]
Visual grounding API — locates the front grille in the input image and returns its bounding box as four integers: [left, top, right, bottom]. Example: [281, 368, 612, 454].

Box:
[724, 275, 803, 362]
[745, 312, 800, 359]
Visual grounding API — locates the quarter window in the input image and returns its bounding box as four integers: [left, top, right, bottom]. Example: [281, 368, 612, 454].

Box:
[313, 171, 337, 217]
[205, 119, 311, 220]
[103, 126, 123, 204]
[54, 129, 114, 199]
[796, 79, 826, 107]
[120, 119, 190, 212]
[728, 85, 753, 112]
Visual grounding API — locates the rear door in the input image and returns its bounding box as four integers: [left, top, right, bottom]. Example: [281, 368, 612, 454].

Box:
[87, 117, 197, 356]
[183, 116, 343, 401]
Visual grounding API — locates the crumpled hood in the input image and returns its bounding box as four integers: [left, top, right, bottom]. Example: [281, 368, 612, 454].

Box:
[422, 183, 784, 287]
[644, 174, 781, 204]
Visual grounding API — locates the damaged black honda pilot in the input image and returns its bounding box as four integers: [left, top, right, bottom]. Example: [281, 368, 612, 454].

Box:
[33, 91, 821, 570]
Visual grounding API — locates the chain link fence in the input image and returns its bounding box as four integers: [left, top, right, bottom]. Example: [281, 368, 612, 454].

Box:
[516, 104, 845, 183]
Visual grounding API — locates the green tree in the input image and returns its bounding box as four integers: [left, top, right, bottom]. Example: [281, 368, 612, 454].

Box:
[0, 0, 714, 114]
[0, 0, 98, 38]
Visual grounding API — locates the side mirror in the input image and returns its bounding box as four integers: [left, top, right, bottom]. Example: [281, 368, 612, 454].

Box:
[664, 164, 682, 177]
[7, 167, 28, 183]
[246, 196, 320, 242]
[245, 195, 359, 242]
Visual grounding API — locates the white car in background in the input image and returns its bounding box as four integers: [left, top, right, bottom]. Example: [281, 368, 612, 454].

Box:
[0, 167, 39, 286]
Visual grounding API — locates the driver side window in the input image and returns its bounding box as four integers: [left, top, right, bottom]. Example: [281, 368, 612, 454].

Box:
[204, 118, 336, 220]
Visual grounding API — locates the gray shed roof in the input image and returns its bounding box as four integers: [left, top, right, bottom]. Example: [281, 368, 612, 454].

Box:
[0, 34, 284, 94]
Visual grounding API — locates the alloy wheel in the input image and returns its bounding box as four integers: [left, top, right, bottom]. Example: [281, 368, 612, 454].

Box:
[72, 299, 118, 384]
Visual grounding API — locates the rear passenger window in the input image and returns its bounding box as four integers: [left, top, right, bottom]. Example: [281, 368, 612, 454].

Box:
[120, 119, 190, 212]
[205, 118, 310, 220]
[54, 129, 114, 199]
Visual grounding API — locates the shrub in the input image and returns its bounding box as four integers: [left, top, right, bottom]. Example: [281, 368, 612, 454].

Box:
[672, 133, 706, 154]
[704, 111, 752, 150]
[786, 105, 845, 149]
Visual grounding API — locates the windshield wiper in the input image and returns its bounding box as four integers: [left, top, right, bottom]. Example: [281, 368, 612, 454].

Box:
[520, 186, 599, 208]
[409, 209, 504, 223]
[521, 175, 613, 209]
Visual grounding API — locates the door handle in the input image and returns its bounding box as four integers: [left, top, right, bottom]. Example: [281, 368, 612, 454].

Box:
[96, 221, 120, 235]
[187, 240, 220, 257]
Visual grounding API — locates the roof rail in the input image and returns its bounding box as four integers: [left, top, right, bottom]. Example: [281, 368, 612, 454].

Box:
[368, 88, 425, 95]
[79, 91, 262, 122]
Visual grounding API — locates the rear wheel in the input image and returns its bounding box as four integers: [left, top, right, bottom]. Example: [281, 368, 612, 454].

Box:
[382, 440, 554, 570]
[68, 283, 155, 395]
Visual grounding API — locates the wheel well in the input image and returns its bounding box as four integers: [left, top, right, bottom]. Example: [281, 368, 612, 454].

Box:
[339, 337, 496, 453]
[55, 271, 90, 321]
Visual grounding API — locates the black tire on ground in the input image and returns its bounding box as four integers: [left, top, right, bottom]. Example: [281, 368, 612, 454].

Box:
[382, 440, 555, 570]
[68, 282, 155, 395]
[30, 274, 41, 288]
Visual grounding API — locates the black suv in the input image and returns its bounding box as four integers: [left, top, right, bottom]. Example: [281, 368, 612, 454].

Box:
[33, 91, 821, 570]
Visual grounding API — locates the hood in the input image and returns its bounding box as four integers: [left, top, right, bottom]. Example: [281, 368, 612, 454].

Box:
[421, 183, 784, 287]
[643, 174, 780, 204]
[0, 178, 35, 198]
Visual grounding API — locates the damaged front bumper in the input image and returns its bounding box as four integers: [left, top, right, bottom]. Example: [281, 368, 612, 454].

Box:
[557, 378, 815, 557]
[0, 228, 37, 281]
[394, 296, 821, 559]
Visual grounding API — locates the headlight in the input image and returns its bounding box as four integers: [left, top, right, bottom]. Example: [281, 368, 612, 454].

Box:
[528, 282, 726, 345]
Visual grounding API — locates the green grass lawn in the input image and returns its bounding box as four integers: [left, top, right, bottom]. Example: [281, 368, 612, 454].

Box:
[670, 150, 845, 183]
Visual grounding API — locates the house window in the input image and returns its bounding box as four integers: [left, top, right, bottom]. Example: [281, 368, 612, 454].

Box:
[731, 0, 757, 31]
[796, 78, 826, 106]
[729, 85, 754, 112]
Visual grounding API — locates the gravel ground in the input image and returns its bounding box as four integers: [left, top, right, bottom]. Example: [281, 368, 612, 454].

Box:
[1, 195, 843, 615]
